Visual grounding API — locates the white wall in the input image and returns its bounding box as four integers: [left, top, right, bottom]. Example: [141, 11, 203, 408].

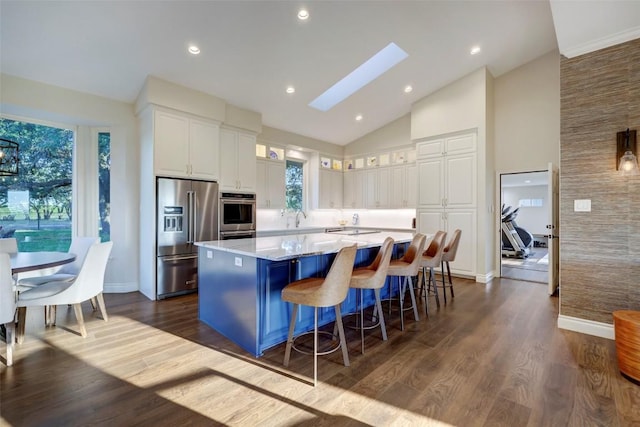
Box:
[494, 50, 560, 172]
[1, 73, 139, 293]
[344, 114, 411, 156]
[259, 125, 343, 158]
[502, 185, 548, 235]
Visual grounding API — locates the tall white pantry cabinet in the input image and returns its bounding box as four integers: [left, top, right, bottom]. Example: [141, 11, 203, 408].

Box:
[416, 133, 477, 277]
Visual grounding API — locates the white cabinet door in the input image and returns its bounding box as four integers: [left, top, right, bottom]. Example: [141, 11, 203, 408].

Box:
[417, 158, 444, 208]
[319, 170, 343, 209]
[189, 119, 219, 181]
[237, 133, 256, 192]
[445, 152, 476, 208]
[154, 110, 189, 177]
[343, 171, 364, 208]
[417, 209, 476, 277]
[256, 160, 268, 208]
[365, 168, 390, 209]
[405, 164, 417, 208]
[219, 129, 256, 192]
[444, 210, 476, 275]
[445, 133, 476, 156]
[416, 139, 444, 159]
[219, 129, 239, 191]
[390, 166, 405, 208]
[267, 161, 286, 209]
[390, 164, 417, 208]
[256, 159, 285, 209]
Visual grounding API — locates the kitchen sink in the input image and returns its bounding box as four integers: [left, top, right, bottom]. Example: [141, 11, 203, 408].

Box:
[325, 229, 381, 236]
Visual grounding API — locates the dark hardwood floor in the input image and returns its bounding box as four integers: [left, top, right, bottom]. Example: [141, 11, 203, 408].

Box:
[2, 276, 639, 426]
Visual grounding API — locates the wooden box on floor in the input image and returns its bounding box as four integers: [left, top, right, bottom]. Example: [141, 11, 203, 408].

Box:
[613, 310, 640, 383]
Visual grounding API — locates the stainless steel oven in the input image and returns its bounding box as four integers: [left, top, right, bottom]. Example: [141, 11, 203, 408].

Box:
[219, 192, 256, 234]
[219, 230, 256, 240]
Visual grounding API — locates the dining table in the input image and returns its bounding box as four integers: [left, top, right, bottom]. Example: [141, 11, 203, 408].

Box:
[9, 251, 76, 275]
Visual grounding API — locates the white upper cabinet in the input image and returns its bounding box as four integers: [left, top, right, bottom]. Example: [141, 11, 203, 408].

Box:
[417, 134, 476, 209]
[343, 170, 365, 209]
[319, 169, 343, 209]
[256, 159, 286, 209]
[220, 128, 256, 192]
[154, 110, 220, 180]
[390, 164, 417, 208]
[365, 168, 390, 209]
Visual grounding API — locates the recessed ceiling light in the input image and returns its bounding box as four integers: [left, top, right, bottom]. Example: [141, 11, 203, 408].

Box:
[286, 86, 295, 94]
[524, 180, 531, 183]
[309, 42, 409, 111]
[297, 9, 309, 20]
[404, 85, 413, 93]
[355, 115, 363, 121]
[470, 46, 481, 55]
[188, 45, 200, 55]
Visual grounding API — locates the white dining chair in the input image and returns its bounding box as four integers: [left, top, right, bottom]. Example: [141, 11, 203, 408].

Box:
[17, 236, 99, 289]
[16, 241, 113, 343]
[0, 253, 16, 366]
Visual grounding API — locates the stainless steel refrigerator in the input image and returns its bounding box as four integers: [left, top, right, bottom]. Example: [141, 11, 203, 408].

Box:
[156, 177, 218, 299]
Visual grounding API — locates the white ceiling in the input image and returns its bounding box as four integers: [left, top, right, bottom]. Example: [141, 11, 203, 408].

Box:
[1, 1, 638, 146]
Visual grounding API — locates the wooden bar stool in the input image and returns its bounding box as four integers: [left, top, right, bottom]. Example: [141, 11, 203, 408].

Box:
[282, 244, 357, 386]
[440, 229, 461, 303]
[348, 237, 394, 354]
[419, 231, 447, 316]
[386, 234, 426, 331]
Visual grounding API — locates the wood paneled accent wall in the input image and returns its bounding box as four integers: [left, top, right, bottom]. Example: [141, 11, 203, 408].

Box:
[560, 38, 640, 324]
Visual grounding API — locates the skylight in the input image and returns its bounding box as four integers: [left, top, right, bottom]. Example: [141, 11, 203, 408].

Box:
[308, 42, 409, 112]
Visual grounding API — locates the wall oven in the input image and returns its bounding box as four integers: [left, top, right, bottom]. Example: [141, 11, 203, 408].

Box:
[219, 192, 256, 238]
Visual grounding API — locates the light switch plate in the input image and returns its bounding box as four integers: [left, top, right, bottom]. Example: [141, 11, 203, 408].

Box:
[207, 250, 213, 259]
[574, 199, 591, 212]
[235, 257, 243, 267]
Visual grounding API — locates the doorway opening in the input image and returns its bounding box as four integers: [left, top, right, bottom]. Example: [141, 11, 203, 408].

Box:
[500, 171, 548, 283]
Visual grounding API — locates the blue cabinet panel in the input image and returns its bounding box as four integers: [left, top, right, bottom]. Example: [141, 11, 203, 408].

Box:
[198, 241, 410, 357]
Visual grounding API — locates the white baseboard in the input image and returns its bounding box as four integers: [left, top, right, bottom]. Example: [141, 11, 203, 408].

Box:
[557, 315, 614, 340]
[475, 271, 494, 284]
[104, 281, 138, 294]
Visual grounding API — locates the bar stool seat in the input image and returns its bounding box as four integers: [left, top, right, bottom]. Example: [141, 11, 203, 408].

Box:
[348, 237, 394, 354]
[282, 244, 357, 386]
[386, 234, 427, 331]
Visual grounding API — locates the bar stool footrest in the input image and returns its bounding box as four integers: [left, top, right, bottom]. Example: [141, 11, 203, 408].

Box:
[291, 330, 342, 356]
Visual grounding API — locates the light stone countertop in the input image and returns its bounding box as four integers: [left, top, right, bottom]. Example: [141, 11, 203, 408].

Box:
[196, 231, 416, 261]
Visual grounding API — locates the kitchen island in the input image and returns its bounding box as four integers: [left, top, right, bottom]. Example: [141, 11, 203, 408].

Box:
[196, 231, 414, 357]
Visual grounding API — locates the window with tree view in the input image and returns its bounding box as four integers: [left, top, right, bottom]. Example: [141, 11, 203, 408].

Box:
[0, 118, 73, 251]
[286, 160, 303, 211]
[98, 132, 110, 242]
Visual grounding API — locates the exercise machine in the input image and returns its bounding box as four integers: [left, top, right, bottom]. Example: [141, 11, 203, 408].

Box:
[501, 204, 534, 258]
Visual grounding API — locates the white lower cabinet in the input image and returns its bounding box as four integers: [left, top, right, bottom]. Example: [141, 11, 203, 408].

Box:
[417, 209, 476, 277]
[256, 159, 286, 209]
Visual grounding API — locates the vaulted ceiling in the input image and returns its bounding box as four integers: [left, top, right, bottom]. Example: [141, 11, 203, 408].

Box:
[1, 1, 639, 145]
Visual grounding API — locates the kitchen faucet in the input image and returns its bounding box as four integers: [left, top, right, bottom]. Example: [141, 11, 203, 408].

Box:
[295, 210, 307, 228]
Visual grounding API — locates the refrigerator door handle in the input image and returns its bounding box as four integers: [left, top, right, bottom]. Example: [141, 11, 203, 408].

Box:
[192, 191, 198, 243]
[187, 191, 194, 244]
